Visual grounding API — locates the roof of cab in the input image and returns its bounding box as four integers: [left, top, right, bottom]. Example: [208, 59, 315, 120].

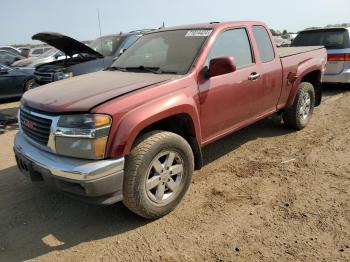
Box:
[300, 27, 350, 32]
[146, 21, 266, 34]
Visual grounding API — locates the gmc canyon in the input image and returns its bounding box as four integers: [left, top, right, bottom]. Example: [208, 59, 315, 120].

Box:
[14, 21, 327, 219]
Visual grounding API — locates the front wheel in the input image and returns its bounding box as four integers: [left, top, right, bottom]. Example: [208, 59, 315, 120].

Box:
[283, 82, 315, 130]
[123, 131, 194, 219]
[24, 79, 34, 92]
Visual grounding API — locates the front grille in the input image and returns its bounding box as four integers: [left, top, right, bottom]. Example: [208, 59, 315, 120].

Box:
[34, 71, 54, 85]
[20, 107, 52, 145]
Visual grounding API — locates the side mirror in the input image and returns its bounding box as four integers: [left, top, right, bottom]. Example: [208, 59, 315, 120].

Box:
[208, 56, 236, 78]
[119, 48, 127, 55]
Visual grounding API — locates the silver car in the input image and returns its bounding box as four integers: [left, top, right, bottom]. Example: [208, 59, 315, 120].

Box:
[12, 48, 65, 68]
[292, 27, 350, 84]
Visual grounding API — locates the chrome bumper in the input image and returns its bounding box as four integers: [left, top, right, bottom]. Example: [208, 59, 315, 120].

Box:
[14, 131, 124, 181]
[323, 69, 350, 83]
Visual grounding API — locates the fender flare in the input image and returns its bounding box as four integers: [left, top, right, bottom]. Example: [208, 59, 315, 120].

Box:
[285, 65, 322, 108]
[107, 93, 201, 158]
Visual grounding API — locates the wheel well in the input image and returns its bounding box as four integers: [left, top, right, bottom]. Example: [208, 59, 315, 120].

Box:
[135, 114, 203, 170]
[301, 70, 322, 106]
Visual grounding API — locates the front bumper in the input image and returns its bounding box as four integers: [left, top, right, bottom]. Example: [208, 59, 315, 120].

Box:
[323, 69, 350, 84]
[14, 132, 125, 205]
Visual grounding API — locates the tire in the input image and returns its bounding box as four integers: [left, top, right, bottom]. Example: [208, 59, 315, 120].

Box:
[283, 82, 315, 130]
[123, 131, 194, 219]
[24, 79, 34, 92]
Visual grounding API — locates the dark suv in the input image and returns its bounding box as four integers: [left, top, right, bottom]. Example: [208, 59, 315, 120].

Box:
[33, 30, 152, 86]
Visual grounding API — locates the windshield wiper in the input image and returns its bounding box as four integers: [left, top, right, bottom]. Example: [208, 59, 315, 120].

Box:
[107, 65, 179, 75]
[158, 70, 178, 75]
[106, 66, 127, 72]
[123, 66, 161, 74]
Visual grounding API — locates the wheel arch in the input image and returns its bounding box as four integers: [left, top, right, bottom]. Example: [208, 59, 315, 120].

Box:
[108, 100, 203, 170]
[286, 69, 322, 108]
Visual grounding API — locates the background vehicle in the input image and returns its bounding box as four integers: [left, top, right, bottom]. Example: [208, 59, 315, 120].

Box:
[19, 47, 31, 58]
[12, 48, 65, 68]
[0, 46, 21, 56]
[0, 64, 34, 99]
[33, 30, 152, 86]
[292, 27, 350, 84]
[28, 47, 53, 57]
[14, 21, 326, 219]
[0, 50, 24, 65]
[274, 36, 291, 47]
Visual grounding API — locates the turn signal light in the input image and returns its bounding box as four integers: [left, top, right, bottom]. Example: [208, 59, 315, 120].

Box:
[327, 53, 350, 61]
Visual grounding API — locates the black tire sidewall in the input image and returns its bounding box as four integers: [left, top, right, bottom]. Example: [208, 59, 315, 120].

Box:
[295, 83, 315, 128]
[24, 79, 34, 92]
[283, 82, 315, 130]
[124, 132, 194, 218]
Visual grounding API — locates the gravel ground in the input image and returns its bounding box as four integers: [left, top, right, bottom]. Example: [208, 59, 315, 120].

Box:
[0, 86, 349, 262]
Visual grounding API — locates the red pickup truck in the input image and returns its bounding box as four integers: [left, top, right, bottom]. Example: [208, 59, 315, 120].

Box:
[14, 21, 326, 219]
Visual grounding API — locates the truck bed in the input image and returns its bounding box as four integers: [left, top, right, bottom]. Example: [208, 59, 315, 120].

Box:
[278, 46, 324, 58]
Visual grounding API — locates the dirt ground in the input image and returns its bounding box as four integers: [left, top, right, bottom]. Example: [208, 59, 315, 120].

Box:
[0, 86, 349, 262]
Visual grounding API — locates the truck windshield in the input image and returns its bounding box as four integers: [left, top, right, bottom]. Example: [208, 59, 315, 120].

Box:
[292, 29, 349, 49]
[110, 29, 212, 75]
[89, 36, 123, 57]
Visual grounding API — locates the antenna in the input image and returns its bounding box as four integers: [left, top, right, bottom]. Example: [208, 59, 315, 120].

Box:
[97, 8, 105, 68]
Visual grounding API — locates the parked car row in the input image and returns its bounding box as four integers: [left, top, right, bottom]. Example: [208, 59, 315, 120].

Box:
[0, 29, 153, 99]
[32, 29, 151, 86]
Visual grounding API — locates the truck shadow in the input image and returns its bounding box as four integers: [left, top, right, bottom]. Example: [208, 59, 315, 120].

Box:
[0, 100, 19, 135]
[202, 118, 290, 166]
[0, 166, 149, 262]
[322, 83, 350, 97]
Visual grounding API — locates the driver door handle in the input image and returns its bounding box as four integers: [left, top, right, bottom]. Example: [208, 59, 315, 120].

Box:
[248, 72, 261, 81]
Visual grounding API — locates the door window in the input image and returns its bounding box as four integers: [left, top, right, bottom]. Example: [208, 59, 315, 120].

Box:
[206, 28, 253, 69]
[252, 26, 275, 62]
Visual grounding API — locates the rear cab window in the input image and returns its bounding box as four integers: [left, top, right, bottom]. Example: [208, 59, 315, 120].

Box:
[292, 29, 350, 49]
[252, 25, 275, 62]
[206, 28, 254, 69]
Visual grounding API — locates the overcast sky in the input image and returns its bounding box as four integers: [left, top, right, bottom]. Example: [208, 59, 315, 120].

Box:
[1, 0, 349, 45]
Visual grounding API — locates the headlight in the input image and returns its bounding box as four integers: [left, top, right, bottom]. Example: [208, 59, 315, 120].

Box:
[54, 114, 112, 159]
[54, 71, 73, 81]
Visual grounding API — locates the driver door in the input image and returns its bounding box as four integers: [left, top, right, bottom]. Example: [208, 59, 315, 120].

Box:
[198, 28, 262, 143]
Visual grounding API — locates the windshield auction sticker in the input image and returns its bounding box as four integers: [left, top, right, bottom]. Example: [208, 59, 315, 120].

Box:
[185, 30, 212, 37]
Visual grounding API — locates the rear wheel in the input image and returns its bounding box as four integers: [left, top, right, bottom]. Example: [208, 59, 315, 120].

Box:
[123, 131, 194, 219]
[283, 82, 315, 130]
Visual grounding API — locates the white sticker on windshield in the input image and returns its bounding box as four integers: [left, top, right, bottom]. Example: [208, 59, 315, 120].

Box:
[185, 30, 212, 37]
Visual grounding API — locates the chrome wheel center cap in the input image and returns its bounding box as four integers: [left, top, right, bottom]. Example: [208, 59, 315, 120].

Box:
[145, 150, 185, 204]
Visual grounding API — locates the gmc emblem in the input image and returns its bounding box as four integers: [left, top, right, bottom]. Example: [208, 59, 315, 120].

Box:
[23, 119, 36, 130]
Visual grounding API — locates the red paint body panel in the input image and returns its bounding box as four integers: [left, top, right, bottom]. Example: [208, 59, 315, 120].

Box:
[21, 21, 327, 160]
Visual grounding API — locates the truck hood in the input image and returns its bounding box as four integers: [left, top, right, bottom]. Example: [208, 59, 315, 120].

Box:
[22, 71, 177, 112]
[32, 32, 103, 58]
